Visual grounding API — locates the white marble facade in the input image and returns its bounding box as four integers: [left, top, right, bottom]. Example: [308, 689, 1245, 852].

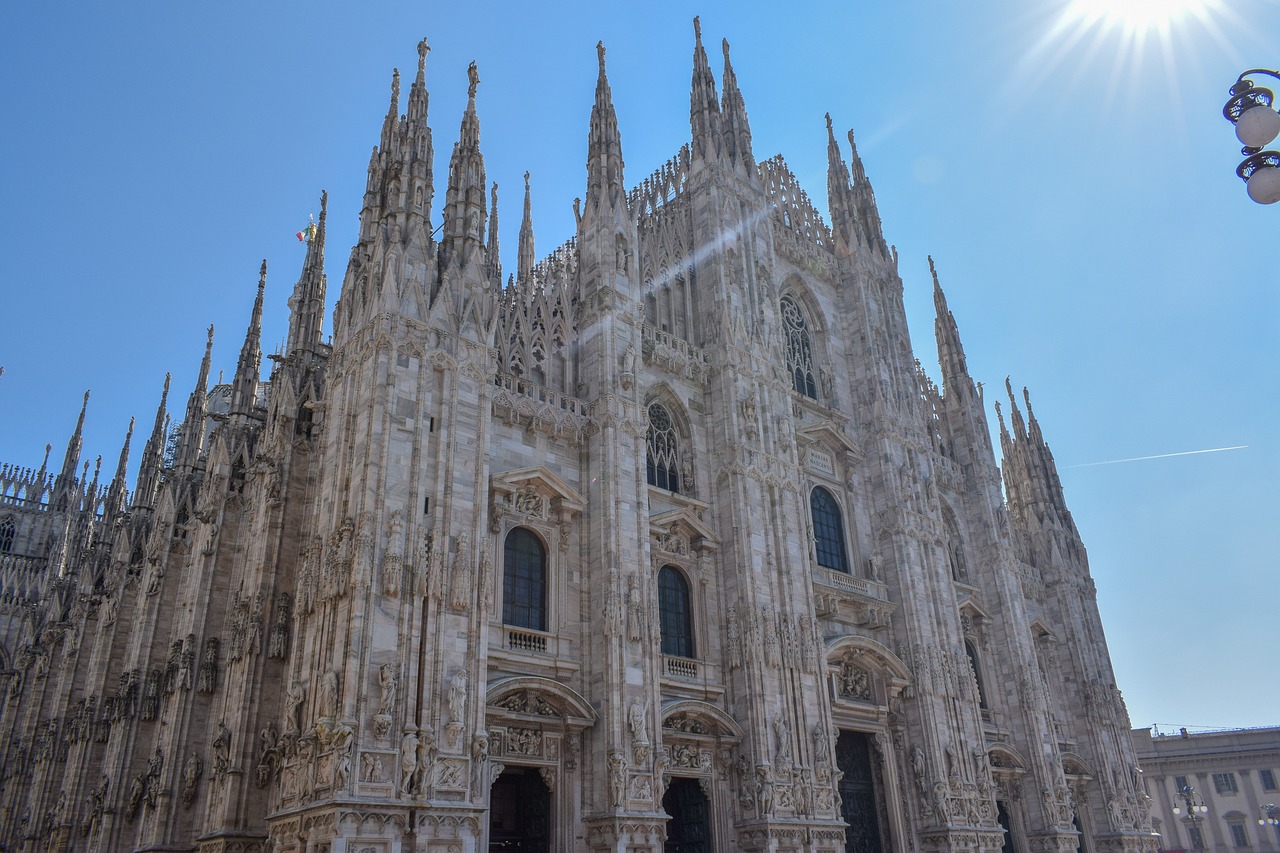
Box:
[0, 24, 1159, 853]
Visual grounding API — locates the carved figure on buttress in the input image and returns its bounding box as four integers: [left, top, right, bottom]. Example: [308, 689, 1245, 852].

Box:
[378, 663, 398, 715]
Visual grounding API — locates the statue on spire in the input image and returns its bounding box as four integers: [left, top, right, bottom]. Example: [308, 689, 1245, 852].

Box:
[467, 61, 480, 100]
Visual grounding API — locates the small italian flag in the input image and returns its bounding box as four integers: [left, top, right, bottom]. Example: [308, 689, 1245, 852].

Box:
[296, 216, 317, 243]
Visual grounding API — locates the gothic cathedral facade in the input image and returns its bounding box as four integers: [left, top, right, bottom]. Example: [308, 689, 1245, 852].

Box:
[0, 24, 1159, 853]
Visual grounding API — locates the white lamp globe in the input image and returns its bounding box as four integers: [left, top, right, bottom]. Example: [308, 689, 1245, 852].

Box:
[1236, 104, 1280, 148]
[1246, 165, 1280, 204]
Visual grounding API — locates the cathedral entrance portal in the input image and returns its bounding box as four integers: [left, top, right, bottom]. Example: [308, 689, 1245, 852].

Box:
[489, 767, 551, 852]
[662, 777, 711, 853]
[837, 730, 885, 853]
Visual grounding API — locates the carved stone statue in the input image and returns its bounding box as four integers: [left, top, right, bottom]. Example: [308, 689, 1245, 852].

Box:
[378, 663, 397, 715]
[181, 753, 202, 808]
[321, 670, 339, 719]
[448, 671, 467, 724]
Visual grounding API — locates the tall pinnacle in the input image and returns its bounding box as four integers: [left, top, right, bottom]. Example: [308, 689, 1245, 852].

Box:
[231, 262, 266, 418]
[486, 181, 502, 281]
[442, 61, 488, 258]
[105, 417, 135, 516]
[288, 191, 328, 357]
[585, 41, 625, 212]
[689, 17, 722, 160]
[930, 256, 970, 390]
[847, 128, 888, 256]
[58, 386, 91, 481]
[176, 326, 214, 471]
[826, 113, 857, 249]
[719, 38, 754, 168]
[381, 68, 401, 152]
[406, 38, 430, 125]
[518, 171, 536, 285]
[135, 373, 171, 507]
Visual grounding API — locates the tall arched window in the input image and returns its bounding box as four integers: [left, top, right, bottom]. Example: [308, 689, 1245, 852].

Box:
[503, 527, 547, 631]
[810, 486, 850, 573]
[658, 565, 695, 658]
[646, 403, 681, 493]
[781, 293, 818, 399]
[0, 515, 14, 553]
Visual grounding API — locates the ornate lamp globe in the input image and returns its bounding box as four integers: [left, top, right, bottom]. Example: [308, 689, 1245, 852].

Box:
[1236, 101, 1280, 148]
[1224, 79, 1280, 148]
[1246, 160, 1280, 204]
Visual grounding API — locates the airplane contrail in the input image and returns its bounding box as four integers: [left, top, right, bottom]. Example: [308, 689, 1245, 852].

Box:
[1066, 445, 1248, 469]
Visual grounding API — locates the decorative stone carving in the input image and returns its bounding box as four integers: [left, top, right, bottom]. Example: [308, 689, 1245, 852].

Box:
[196, 637, 219, 695]
[182, 753, 202, 808]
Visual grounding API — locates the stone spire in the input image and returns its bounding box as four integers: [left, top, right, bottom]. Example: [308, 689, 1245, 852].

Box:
[585, 41, 626, 214]
[380, 67, 401, 153]
[719, 37, 754, 169]
[104, 417, 134, 517]
[405, 38, 436, 225]
[175, 326, 214, 471]
[288, 191, 328, 358]
[407, 38, 431, 126]
[134, 373, 170, 508]
[825, 113, 858, 252]
[517, 171, 535, 285]
[998, 379, 1078, 538]
[486, 181, 502, 282]
[689, 17, 722, 161]
[825, 117, 889, 261]
[360, 40, 434, 245]
[847, 128, 888, 257]
[930, 256, 970, 391]
[57, 391, 89, 485]
[441, 61, 488, 265]
[53, 391, 90, 504]
[230, 262, 266, 419]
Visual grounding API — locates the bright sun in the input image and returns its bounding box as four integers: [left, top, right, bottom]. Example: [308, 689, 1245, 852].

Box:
[1064, 0, 1216, 32]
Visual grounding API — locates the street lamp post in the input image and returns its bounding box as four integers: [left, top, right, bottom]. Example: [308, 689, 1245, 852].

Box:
[1223, 69, 1280, 204]
[1172, 785, 1210, 850]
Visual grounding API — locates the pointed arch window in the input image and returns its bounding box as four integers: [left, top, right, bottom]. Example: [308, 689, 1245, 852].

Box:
[781, 294, 818, 399]
[0, 515, 14, 553]
[647, 403, 681, 493]
[658, 565, 695, 659]
[503, 527, 547, 631]
[810, 486, 850, 573]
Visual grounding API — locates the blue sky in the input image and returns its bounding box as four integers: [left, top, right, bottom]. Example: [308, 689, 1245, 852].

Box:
[1, 1, 1277, 730]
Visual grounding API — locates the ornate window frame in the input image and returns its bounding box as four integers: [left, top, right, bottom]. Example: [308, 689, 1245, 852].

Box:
[489, 467, 585, 656]
[649, 507, 719, 683]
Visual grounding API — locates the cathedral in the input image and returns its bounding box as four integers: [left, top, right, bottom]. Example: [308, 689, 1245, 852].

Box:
[0, 22, 1160, 853]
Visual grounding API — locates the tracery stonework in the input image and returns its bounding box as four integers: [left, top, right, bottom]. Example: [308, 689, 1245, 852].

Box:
[0, 25, 1155, 853]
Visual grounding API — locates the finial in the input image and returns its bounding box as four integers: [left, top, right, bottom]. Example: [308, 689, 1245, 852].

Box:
[524, 170, 531, 189]
[467, 61, 480, 100]
[847, 129, 857, 149]
[206, 325, 215, 345]
[259, 259, 267, 283]
[319, 189, 328, 220]
[722, 37, 731, 59]
[825, 112, 833, 133]
[491, 181, 498, 208]
[693, 16, 702, 41]
[417, 37, 430, 70]
[391, 68, 401, 104]
[928, 255, 938, 283]
[597, 40, 606, 73]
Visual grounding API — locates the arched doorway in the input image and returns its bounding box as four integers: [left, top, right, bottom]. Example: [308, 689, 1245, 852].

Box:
[837, 730, 886, 853]
[489, 767, 550, 852]
[663, 777, 711, 853]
